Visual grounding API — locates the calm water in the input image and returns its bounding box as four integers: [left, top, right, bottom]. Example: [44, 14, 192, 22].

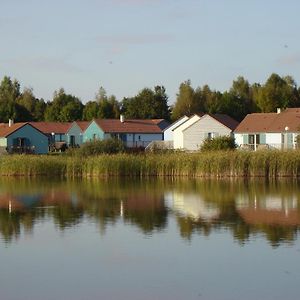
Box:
[0, 178, 300, 300]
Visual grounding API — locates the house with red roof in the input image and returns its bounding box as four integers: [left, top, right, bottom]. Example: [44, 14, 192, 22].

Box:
[66, 121, 91, 147]
[173, 114, 239, 151]
[83, 116, 169, 148]
[0, 122, 49, 154]
[234, 108, 300, 150]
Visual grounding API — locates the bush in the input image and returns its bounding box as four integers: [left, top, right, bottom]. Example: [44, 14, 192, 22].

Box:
[200, 136, 237, 151]
[77, 138, 125, 156]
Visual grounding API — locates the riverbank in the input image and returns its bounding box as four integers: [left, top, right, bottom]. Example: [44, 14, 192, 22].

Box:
[1, 150, 300, 178]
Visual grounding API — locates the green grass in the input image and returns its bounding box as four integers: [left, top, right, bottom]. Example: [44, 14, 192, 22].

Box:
[1, 150, 300, 178]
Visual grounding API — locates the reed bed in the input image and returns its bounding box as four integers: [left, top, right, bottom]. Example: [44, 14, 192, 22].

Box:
[1, 150, 300, 178]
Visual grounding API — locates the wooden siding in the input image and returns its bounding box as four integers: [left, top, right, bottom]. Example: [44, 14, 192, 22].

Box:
[183, 115, 232, 151]
[173, 115, 201, 149]
[164, 116, 189, 141]
[66, 123, 83, 146]
[7, 124, 48, 154]
[83, 121, 104, 143]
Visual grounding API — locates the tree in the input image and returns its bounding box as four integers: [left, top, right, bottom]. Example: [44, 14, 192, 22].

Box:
[83, 101, 99, 121]
[0, 76, 21, 122]
[45, 88, 83, 121]
[122, 86, 170, 120]
[229, 76, 255, 117]
[216, 92, 245, 121]
[171, 80, 197, 120]
[0, 76, 20, 103]
[254, 73, 299, 112]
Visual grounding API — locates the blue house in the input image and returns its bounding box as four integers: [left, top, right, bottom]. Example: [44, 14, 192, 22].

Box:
[0, 122, 49, 154]
[66, 121, 90, 147]
[84, 117, 169, 148]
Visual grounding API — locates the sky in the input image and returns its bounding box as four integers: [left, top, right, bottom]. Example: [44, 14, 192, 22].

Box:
[1, 0, 300, 104]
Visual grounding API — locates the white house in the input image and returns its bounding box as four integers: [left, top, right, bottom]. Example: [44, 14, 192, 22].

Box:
[163, 115, 189, 142]
[173, 114, 203, 149]
[234, 108, 300, 150]
[166, 191, 220, 221]
[173, 114, 238, 151]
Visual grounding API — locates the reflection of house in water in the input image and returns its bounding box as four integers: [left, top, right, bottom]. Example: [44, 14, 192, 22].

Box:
[122, 192, 167, 233]
[40, 189, 78, 206]
[236, 194, 300, 226]
[166, 192, 220, 221]
[0, 194, 42, 212]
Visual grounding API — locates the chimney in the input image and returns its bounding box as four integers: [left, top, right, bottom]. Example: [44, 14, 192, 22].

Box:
[8, 119, 14, 127]
[120, 114, 125, 123]
[277, 108, 281, 114]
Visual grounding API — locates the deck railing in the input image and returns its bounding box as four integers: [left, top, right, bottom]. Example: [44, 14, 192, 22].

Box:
[240, 143, 296, 151]
[9, 146, 35, 154]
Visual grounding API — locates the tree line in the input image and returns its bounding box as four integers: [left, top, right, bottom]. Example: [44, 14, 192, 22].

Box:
[1, 73, 300, 123]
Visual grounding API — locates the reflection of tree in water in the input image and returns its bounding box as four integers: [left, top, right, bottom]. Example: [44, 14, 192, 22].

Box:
[0, 178, 299, 247]
[170, 179, 300, 247]
[0, 209, 41, 243]
[76, 179, 167, 234]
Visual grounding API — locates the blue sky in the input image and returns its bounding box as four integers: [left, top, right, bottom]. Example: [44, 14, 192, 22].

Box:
[1, 0, 300, 104]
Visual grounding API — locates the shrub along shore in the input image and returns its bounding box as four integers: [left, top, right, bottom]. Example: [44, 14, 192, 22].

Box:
[0, 150, 300, 178]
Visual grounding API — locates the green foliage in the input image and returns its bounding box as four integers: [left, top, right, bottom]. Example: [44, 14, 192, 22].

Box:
[77, 139, 125, 156]
[254, 73, 300, 112]
[200, 136, 237, 151]
[82, 87, 120, 120]
[171, 80, 198, 120]
[122, 86, 170, 120]
[1, 150, 300, 179]
[45, 88, 83, 121]
[83, 101, 99, 120]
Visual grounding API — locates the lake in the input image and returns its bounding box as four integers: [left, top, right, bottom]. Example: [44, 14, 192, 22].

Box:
[0, 178, 299, 300]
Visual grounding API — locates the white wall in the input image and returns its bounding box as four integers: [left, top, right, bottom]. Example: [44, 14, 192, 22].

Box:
[173, 115, 201, 149]
[234, 133, 244, 147]
[164, 116, 189, 141]
[183, 115, 232, 151]
[265, 133, 282, 145]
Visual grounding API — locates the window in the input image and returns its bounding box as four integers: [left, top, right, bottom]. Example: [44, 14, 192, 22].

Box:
[249, 134, 260, 145]
[207, 132, 212, 140]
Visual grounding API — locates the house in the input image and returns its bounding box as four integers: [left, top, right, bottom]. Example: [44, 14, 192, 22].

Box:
[0, 122, 49, 154]
[168, 192, 220, 221]
[173, 113, 238, 151]
[30, 122, 72, 150]
[65, 121, 90, 147]
[234, 108, 300, 150]
[173, 114, 203, 149]
[163, 115, 189, 144]
[83, 116, 169, 148]
[236, 193, 299, 226]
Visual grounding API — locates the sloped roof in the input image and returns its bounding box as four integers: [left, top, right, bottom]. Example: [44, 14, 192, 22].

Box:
[94, 119, 166, 133]
[238, 208, 300, 226]
[30, 122, 72, 134]
[0, 123, 28, 137]
[74, 121, 91, 132]
[209, 114, 239, 130]
[172, 113, 204, 132]
[163, 115, 189, 132]
[235, 110, 300, 133]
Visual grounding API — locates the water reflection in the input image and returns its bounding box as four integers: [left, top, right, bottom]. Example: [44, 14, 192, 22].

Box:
[0, 178, 299, 247]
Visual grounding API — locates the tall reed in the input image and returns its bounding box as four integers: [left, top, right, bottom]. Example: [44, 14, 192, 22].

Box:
[1, 150, 300, 178]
